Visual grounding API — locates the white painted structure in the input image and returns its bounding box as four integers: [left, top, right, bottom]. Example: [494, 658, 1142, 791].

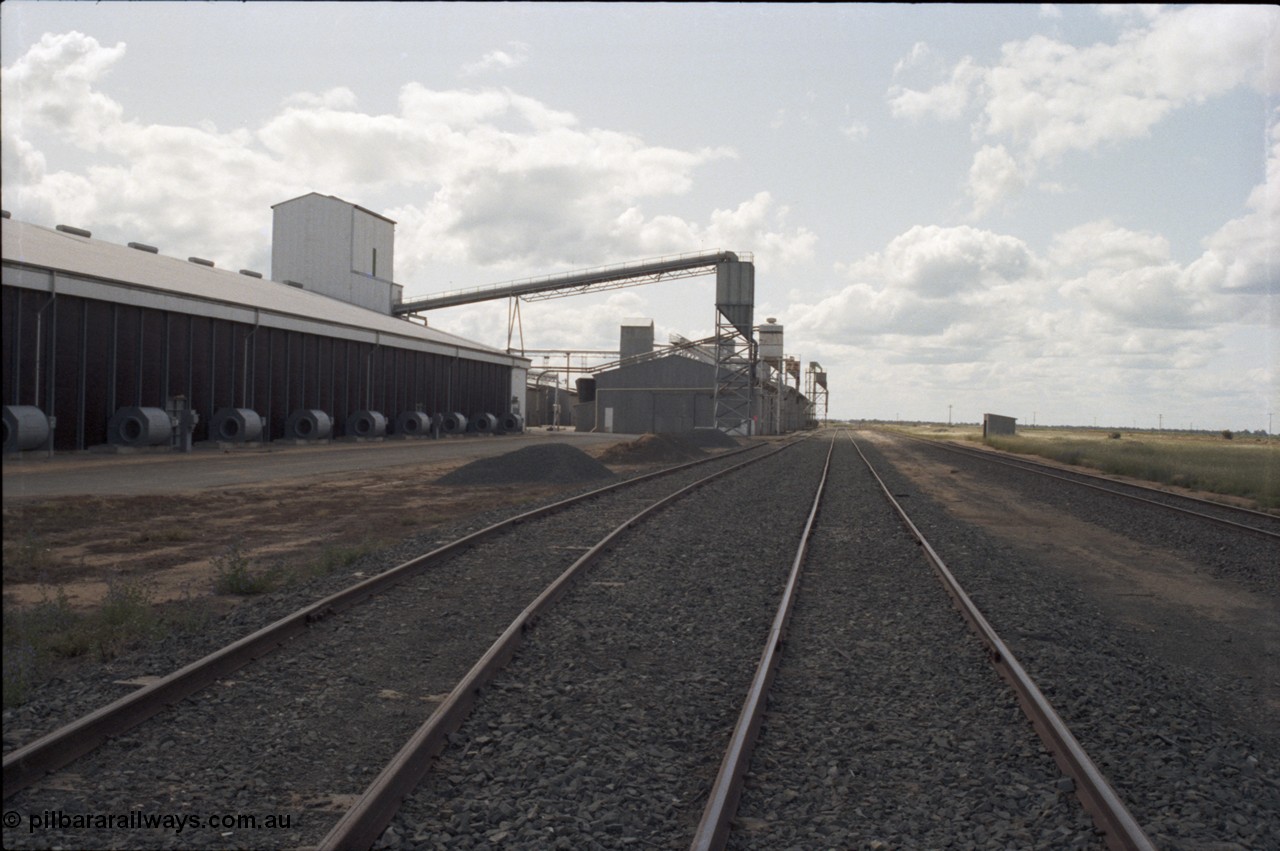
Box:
[271, 193, 403, 314]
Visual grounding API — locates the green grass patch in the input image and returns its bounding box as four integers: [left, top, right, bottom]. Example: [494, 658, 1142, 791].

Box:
[211, 543, 279, 595]
[2, 578, 165, 709]
[312, 541, 378, 576]
[983, 431, 1280, 509]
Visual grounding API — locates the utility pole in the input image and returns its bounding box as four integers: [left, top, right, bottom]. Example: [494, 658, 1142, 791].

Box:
[948, 404, 952, 426]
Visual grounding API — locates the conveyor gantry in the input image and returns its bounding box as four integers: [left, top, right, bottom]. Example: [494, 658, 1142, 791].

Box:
[392, 250, 745, 314]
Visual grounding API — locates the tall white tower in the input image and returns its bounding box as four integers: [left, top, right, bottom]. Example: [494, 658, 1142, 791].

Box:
[271, 193, 401, 313]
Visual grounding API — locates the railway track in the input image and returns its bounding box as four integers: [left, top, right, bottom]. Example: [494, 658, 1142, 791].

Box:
[2, 438, 786, 849]
[368, 433, 1146, 849]
[7, 428, 1274, 849]
[699, 434, 1147, 850]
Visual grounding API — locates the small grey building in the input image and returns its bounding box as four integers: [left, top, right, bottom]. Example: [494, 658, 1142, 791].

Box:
[983, 413, 1017, 437]
[575, 349, 716, 434]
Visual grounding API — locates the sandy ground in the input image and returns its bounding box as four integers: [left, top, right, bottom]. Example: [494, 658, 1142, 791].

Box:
[2, 434, 638, 611]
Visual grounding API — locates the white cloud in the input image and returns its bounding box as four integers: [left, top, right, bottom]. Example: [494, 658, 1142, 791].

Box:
[966, 144, 1026, 218]
[1049, 221, 1170, 271]
[892, 41, 932, 78]
[1185, 108, 1280, 298]
[847, 224, 1034, 299]
[890, 7, 1280, 163]
[282, 87, 360, 111]
[791, 225, 1038, 360]
[979, 7, 1275, 162]
[887, 56, 982, 121]
[793, 194, 1266, 420]
[887, 6, 1279, 222]
[1058, 264, 1213, 330]
[460, 42, 529, 77]
[1, 30, 125, 143]
[3, 32, 816, 282]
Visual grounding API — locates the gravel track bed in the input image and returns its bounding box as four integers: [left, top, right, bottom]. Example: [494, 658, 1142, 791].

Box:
[909, 439, 1277, 594]
[730, 438, 1100, 850]
[379, 439, 834, 849]
[859, 434, 1280, 850]
[936, 441, 1280, 534]
[3, 448, 764, 850]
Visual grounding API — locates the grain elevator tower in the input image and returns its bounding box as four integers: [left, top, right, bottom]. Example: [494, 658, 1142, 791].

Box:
[271, 193, 403, 313]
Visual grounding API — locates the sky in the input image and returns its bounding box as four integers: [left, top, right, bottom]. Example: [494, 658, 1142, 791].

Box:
[1, 3, 1276, 431]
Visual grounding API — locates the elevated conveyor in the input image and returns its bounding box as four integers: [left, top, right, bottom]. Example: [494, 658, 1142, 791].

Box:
[393, 250, 745, 314]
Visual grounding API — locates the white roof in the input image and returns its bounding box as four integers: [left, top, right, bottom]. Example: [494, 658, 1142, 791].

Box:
[1, 218, 524, 367]
[272, 191, 397, 225]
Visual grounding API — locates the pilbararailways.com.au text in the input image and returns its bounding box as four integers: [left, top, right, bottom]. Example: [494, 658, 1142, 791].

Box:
[10, 809, 292, 835]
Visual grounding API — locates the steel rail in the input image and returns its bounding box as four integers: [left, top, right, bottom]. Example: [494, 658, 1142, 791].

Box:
[3, 441, 764, 800]
[318, 436, 809, 851]
[849, 434, 1156, 851]
[901, 433, 1279, 539]
[689, 435, 835, 851]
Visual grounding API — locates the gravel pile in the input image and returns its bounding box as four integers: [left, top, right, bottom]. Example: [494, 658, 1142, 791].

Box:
[436, 443, 616, 486]
[595, 433, 707, 465]
[859, 435, 1280, 850]
[682, 428, 742, 449]
[731, 438, 1100, 849]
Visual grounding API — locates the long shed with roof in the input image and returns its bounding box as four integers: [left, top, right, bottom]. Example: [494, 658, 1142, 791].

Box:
[1, 198, 528, 452]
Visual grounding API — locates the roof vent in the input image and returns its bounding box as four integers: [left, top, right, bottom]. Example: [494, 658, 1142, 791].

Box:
[128, 242, 159, 254]
[188, 257, 215, 267]
[56, 224, 92, 238]
[239, 269, 263, 278]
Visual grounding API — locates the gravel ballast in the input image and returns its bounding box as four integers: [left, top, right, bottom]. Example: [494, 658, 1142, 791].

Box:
[729, 437, 1100, 849]
[7, 429, 1272, 850]
[2, 447, 765, 849]
[859, 433, 1280, 850]
[380, 438, 832, 849]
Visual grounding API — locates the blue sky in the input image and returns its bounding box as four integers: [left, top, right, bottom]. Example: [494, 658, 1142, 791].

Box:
[2, 3, 1276, 430]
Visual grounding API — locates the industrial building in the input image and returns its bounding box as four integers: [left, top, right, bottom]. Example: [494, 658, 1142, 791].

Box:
[5, 191, 830, 453]
[2, 194, 528, 453]
[393, 250, 775, 436]
[571, 321, 810, 435]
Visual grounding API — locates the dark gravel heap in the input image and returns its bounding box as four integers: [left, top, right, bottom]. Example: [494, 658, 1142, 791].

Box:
[596, 433, 707, 465]
[683, 428, 741, 449]
[436, 443, 616, 486]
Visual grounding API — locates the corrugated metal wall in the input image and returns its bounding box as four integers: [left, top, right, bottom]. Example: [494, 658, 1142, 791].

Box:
[524, 385, 576, 428]
[590, 356, 716, 434]
[3, 285, 511, 450]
